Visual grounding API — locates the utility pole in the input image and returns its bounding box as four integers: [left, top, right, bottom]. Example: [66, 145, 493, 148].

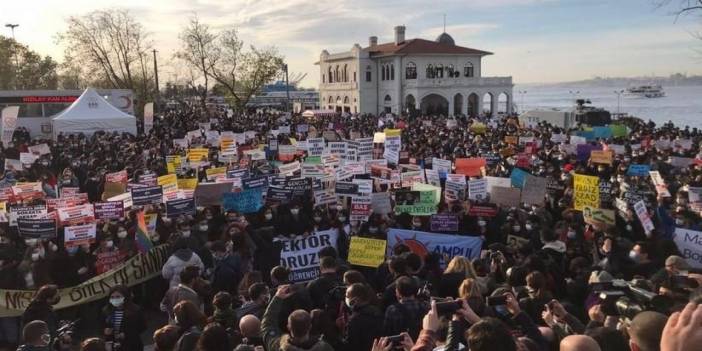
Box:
[152, 49, 160, 107]
[283, 63, 290, 112]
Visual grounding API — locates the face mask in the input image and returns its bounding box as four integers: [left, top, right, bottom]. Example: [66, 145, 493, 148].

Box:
[110, 297, 125, 307]
[265, 213, 273, 220]
[117, 231, 127, 239]
[105, 240, 114, 248]
[336, 205, 343, 211]
[626, 224, 632, 231]
[675, 218, 685, 226]
[338, 216, 347, 222]
[205, 215, 213, 220]
[182, 230, 191, 238]
[163, 217, 172, 224]
[345, 297, 354, 309]
[525, 224, 533, 231]
[567, 230, 577, 240]
[199, 224, 209, 231]
[291, 209, 300, 215]
[314, 216, 322, 223]
[67, 246, 79, 255]
[512, 225, 521, 232]
[49, 243, 58, 252]
[413, 222, 422, 227]
[629, 250, 640, 262]
[369, 227, 378, 233]
[25, 239, 38, 247]
[31, 253, 40, 262]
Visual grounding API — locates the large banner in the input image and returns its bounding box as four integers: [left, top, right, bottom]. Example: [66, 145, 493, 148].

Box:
[348, 237, 387, 268]
[1, 106, 19, 145]
[0, 245, 169, 317]
[673, 228, 702, 269]
[387, 229, 483, 266]
[275, 229, 339, 283]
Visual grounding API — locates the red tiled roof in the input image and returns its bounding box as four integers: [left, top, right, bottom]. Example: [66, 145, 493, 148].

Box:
[365, 38, 492, 56]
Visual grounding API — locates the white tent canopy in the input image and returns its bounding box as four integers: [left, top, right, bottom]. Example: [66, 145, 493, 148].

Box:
[52, 88, 137, 138]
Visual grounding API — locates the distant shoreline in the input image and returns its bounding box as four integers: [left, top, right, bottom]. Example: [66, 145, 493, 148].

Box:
[516, 75, 702, 88]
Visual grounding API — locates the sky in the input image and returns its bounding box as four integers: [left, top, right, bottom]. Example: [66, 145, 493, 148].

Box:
[1, 0, 701, 88]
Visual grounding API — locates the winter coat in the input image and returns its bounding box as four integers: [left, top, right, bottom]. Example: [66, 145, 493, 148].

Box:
[162, 249, 204, 288]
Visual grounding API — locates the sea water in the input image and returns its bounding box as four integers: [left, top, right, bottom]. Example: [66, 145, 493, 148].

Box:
[514, 84, 702, 128]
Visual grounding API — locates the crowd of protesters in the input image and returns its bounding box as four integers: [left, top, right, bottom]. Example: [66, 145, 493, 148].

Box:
[0, 103, 702, 351]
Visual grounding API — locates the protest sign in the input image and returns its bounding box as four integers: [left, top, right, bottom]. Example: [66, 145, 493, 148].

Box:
[9, 205, 47, 227]
[278, 161, 301, 176]
[371, 192, 392, 215]
[93, 202, 124, 220]
[166, 198, 196, 218]
[590, 150, 613, 165]
[0, 245, 169, 317]
[582, 206, 616, 227]
[11, 182, 44, 201]
[430, 214, 459, 232]
[627, 164, 651, 177]
[95, 250, 127, 275]
[242, 176, 269, 190]
[57, 204, 95, 226]
[468, 205, 498, 217]
[510, 168, 530, 189]
[314, 189, 337, 206]
[222, 189, 263, 214]
[131, 186, 163, 206]
[670, 156, 694, 168]
[455, 158, 486, 177]
[485, 177, 511, 194]
[387, 229, 483, 265]
[106, 192, 132, 210]
[335, 182, 359, 196]
[521, 176, 547, 205]
[650, 171, 671, 197]
[194, 182, 232, 206]
[275, 229, 339, 282]
[4, 159, 21, 172]
[17, 218, 56, 239]
[490, 186, 521, 207]
[351, 194, 372, 221]
[573, 174, 599, 211]
[432, 158, 452, 177]
[64, 223, 97, 247]
[1, 106, 18, 145]
[673, 228, 702, 269]
[348, 237, 387, 268]
[634, 200, 655, 236]
[507, 235, 530, 251]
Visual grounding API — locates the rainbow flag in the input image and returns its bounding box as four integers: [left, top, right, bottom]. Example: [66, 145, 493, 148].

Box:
[135, 211, 154, 253]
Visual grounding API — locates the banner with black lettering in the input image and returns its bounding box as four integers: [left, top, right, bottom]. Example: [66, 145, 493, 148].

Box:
[387, 228, 483, 266]
[275, 229, 339, 283]
[17, 218, 56, 239]
[0, 245, 169, 317]
[131, 186, 163, 206]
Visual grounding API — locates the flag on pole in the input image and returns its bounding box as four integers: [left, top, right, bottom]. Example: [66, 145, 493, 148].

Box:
[135, 211, 154, 253]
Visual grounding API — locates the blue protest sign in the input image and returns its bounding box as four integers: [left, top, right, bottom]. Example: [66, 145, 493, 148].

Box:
[222, 188, 264, 213]
[627, 164, 651, 177]
[510, 168, 529, 189]
[592, 126, 613, 139]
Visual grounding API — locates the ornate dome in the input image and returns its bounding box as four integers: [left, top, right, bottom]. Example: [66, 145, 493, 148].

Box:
[435, 32, 455, 46]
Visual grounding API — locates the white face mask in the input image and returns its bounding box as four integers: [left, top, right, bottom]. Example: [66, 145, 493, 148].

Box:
[25, 239, 38, 247]
[291, 209, 300, 215]
[110, 297, 125, 307]
[49, 243, 58, 252]
[199, 224, 209, 231]
[117, 231, 127, 239]
[525, 224, 533, 231]
[31, 253, 40, 262]
[314, 217, 322, 223]
[567, 230, 577, 240]
[512, 225, 521, 232]
[182, 230, 191, 238]
[265, 213, 273, 220]
[338, 216, 347, 222]
[629, 250, 639, 262]
[478, 220, 487, 227]
[105, 240, 114, 248]
[675, 218, 685, 226]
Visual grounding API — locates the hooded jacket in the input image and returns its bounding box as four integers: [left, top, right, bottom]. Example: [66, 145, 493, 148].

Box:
[161, 248, 204, 287]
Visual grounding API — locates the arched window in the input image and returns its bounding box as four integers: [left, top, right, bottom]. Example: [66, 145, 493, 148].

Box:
[335, 65, 340, 82]
[426, 64, 434, 79]
[328, 96, 333, 103]
[384, 95, 392, 102]
[343, 96, 350, 104]
[405, 62, 417, 79]
[328, 67, 333, 83]
[447, 64, 454, 78]
[464, 62, 474, 77]
[390, 64, 394, 80]
[343, 64, 348, 82]
[365, 66, 372, 82]
[381, 65, 385, 81]
[322, 74, 325, 83]
[436, 64, 444, 78]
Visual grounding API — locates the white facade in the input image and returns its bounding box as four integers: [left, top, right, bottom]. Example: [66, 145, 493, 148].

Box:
[317, 26, 513, 117]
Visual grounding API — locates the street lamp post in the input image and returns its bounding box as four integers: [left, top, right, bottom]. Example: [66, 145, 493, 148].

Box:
[5, 24, 18, 39]
[614, 90, 624, 115]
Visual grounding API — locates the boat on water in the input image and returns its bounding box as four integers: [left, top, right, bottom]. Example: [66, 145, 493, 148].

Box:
[625, 85, 665, 98]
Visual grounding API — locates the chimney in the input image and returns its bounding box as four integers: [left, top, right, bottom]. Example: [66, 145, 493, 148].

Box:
[394, 25, 406, 45]
[369, 36, 378, 47]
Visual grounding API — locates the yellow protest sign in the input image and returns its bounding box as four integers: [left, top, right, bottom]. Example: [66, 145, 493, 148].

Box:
[590, 150, 613, 165]
[573, 174, 600, 211]
[583, 206, 616, 227]
[0, 202, 5, 213]
[177, 178, 198, 190]
[157, 174, 177, 187]
[289, 138, 297, 146]
[384, 129, 401, 137]
[348, 237, 387, 268]
[220, 139, 235, 150]
[206, 167, 227, 178]
[187, 148, 209, 163]
[166, 162, 176, 174]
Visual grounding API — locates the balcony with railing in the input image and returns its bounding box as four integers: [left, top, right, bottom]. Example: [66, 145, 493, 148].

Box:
[404, 76, 512, 89]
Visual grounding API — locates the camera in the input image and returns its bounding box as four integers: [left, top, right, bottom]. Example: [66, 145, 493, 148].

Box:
[595, 279, 673, 319]
[486, 295, 507, 306]
[386, 334, 405, 349]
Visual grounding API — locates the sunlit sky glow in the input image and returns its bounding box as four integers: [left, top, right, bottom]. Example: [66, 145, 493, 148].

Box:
[1, 0, 701, 88]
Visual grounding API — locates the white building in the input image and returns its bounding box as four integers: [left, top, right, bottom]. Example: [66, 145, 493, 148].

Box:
[317, 25, 513, 117]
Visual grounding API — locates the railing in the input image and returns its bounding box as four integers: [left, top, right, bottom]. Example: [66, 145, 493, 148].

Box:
[320, 82, 358, 90]
[404, 76, 512, 88]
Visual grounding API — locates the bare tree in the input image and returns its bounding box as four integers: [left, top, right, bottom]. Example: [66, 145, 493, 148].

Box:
[174, 16, 217, 109]
[655, 0, 702, 21]
[57, 9, 155, 115]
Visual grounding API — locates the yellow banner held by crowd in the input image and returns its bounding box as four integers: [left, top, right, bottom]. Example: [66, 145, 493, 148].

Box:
[177, 178, 198, 190]
[0, 245, 169, 317]
[573, 173, 600, 211]
[348, 237, 387, 268]
[206, 167, 227, 178]
[384, 129, 401, 137]
[187, 148, 209, 163]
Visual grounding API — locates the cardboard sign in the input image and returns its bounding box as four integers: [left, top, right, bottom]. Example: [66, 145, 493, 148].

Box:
[674, 228, 702, 269]
[430, 214, 459, 232]
[17, 218, 56, 239]
[222, 189, 263, 214]
[94, 202, 124, 220]
[590, 150, 613, 165]
[521, 176, 547, 205]
[634, 200, 655, 236]
[57, 204, 95, 226]
[64, 223, 97, 247]
[348, 237, 387, 268]
[583, 206, 616, 227]
[468, 178, 488, 201]
[627, 164, 651, 177]
[95, 250, 127, 275]
[371, 192, 393, 215]
[468, 205, 499, 217]
[649, 171, 671, 197]
[166, 197, 196, 218]
[573, 174, 600, 211]
[490, 186, 521, 207]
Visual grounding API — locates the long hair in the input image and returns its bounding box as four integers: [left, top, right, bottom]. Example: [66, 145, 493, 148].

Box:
[196, 323, 230, 351]
[444, 256, 477, 279]
[458, 278, 482, 299]
[173, 301, 207, 330]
